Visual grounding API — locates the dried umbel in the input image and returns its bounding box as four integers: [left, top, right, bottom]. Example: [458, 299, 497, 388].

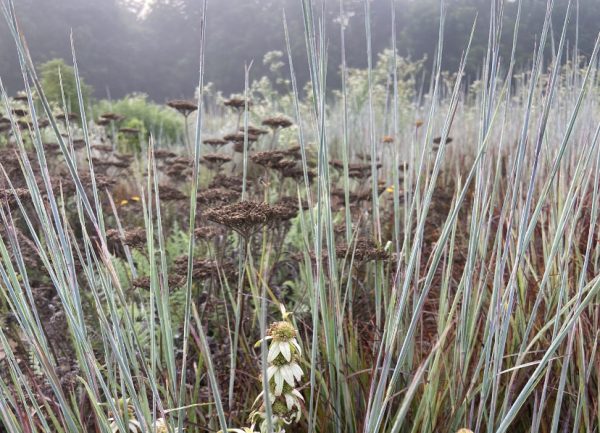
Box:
[382, 135, 394, 143]
[72, 139, 87, 150]
[131, 276, 151, 290]
[330, 160, 382, 179]
[0, 187, 30, 209]
[202, 153, 232, 168]
[433, 136, 453, 144]
[203, 137, 227, 147]
[240, 125, 269, 136]
[43, 142, 59, 152]
[132, 275, 185, 290]
[106, 227, 146, 249]
[224, 131, 259, 144]
[99, 112, 125, 122]
[13, 93, 29, 102]
[281, 166, 316, 182]
[11, 108, 27, 117]
[114, 153, 134, 164]
[56, 112, 78, 122]
[209, 174, 246, 192]
[166, 163, 192, 181]
[250, 150, 290, 169]
[119, 127, 140, 135]
[262, 115, 293, 130]
[331, 182, 386, 205]
[204, 200, 275, 238]
[197, 187, 239, 205]
[173, 256, 227, 280]
[37, 118, 50, 128]
[80, 173, 116, 190]
[170, 156, 192, 166]
[194, 225, 223, 240]
[91, 157, 131, 170]
[166, 99, 198, 117]
[224, 96, 252, 110]
[269, 203, 298, 223]
[158, 185, 187, 201]
[93, 144, 113, 153]
[277, 196, 308, 211]
[336, 237, 389, 262]
[154, 149, 178, 159]
[17, 120, 32, 130]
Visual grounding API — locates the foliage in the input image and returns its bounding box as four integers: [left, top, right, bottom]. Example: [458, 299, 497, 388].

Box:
[95, 93, 183, 144]
[0, 2, 599, 433]
[4, 0, 600, 100]
[39, 58, 93, 116]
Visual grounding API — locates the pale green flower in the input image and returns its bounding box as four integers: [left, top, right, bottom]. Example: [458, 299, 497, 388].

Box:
[107, 398, 142, 433]
[267, 361, 303, 396]
[154, 417, 182, 433]
[267, 337, 301, 362]
[283, 389, 304, 417]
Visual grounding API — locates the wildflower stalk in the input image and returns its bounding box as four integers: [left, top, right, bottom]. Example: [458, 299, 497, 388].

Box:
[226, 306, 304, 433]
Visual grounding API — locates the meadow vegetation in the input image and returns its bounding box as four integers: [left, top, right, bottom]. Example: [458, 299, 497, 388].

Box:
[0, 1, 598, 433]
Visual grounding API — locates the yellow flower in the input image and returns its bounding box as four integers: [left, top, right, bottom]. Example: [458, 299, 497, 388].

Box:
[120, 199, 129, 206]
[456, 429, 474, 433]
[130, 195, 141, 202]
[386, 185, 394, 193]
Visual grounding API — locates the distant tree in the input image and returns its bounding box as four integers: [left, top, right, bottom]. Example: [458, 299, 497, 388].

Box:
[2, 0, 599, 100]
[39, 58, 93, 116]
[95, 93, 183, 145]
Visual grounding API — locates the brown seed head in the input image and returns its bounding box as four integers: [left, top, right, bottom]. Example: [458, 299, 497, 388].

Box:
[166, 99, 198, 116]
[262, 115, 293, 130]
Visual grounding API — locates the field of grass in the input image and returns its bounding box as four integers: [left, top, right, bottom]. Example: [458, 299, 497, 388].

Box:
[0, 0, 598, 432]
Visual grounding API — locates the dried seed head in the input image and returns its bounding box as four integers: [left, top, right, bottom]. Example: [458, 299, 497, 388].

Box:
[224, 131, 258, 144]
[262, 115, 293, 130]
[12, 108, 27, 117]
[209, 174, 245, 192]
[433, 136, 453, 144]
[197, 187, 239, 205]
[99, 112, 125, 122]
[202, 153, 232, 167]
[204, 200, 276, 237]
[335, 237, 389, 262]
[203, 137, 227, 147]
[119, 127, 140, 134]
[239, 125, 269, 136]
[154, 149, 178, 159]
[223, 97, 252, 109]
[166, 99, 198, 116]
[158, 185, 187, 201]
[194, 226, 223, 240]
